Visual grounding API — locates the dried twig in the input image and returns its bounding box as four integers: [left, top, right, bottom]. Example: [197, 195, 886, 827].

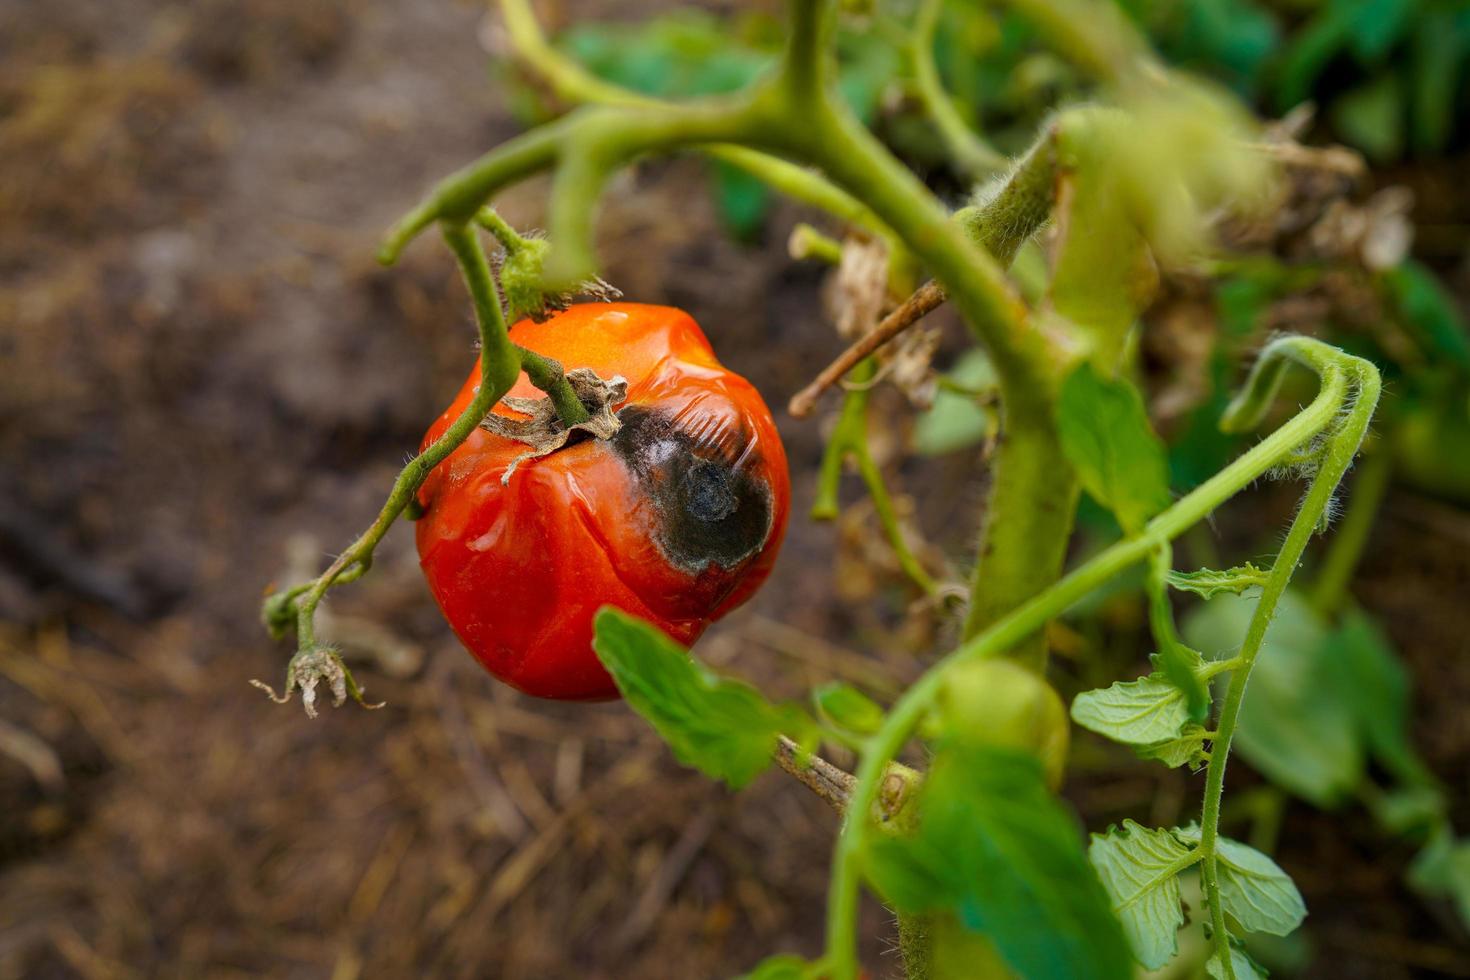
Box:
[788, 280, 946, 418]
[774, 735, 857, 813]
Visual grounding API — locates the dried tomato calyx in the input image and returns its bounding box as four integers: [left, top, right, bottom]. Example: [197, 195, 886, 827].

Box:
[479, 367, 628, 484]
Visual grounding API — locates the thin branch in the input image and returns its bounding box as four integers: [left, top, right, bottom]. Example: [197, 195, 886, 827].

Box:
[789, 280, 945, 417]
[775, 736, 856, 813]
[788, 130, 1057, 418]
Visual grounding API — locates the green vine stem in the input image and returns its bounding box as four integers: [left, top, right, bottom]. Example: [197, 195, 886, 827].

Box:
[812, 358, 940, 598]
[907, 0, 1006, 177]
[1196, 341, 1380, 978]
[260, 219, 600, 705]
[788, 130, 1058, 420]
[495, 0, 886, 238]
[1308, 443, 1391, 616]
[821, 338, 1378, 977]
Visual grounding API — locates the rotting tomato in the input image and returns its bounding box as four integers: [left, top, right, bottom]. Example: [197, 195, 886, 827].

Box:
[415, 303, 791, 700]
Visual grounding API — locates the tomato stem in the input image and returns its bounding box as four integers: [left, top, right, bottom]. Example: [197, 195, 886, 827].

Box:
[516, 346, 593, 428]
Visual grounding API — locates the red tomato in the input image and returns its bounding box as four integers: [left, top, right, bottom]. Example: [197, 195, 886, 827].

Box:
[415, 303, 791, 700]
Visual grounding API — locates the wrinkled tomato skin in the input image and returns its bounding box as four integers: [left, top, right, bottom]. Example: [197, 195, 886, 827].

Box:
[415, 304, 790, 701]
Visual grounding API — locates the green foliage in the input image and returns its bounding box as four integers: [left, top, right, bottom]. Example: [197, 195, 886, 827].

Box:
[557, 11, 773, 100]
[1135, 724, 1211, 769]
[1207, 942, 1268, 980]
[864, 744, 1134, 980]
[938, 658, 1070, 788]
[1174, 827, 1306, 936]
[1070, 674, 1190, 746]
[1331, 611, 1430, 785]
[913, 349, 998, 457]
[1382, 260, 1470, 371]
[1056, 363, 1172, 534]
[1126, 0, 1470, 162]
[1184, 591, 1360, 806]
[1409, 826, 1470, 925]
[1166, 563, 1270, 599]
[813, 682, 887, 736]
[1090, 821, 1302, 973]
[1088, 821, 1193, 968]
[592, 608, 816, 788]
[1182, 591, 1438, 808]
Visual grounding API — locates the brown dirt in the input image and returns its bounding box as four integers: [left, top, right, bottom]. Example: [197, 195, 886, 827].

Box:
[0, 1, 1466, 978]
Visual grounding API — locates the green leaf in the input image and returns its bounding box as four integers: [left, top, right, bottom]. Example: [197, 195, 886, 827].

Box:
[733, 954, 810, 980]
[1136, 723, 1211, 769]
[1410, 13, 1469, 154]
[1174, 826, 1306, 936]
[1057, 363, 1172, 534]
[1277, 5, 1355, 108]
[710, 160, 770, 239]
[1330, 73, 1404, 164]
[1383, 259, 1470, 370]
[1071, 674, 1189, 746]
[914, 349, 998, 457]
[1375, 785, 1446, 835]
[864, 744, 1134, 980]
[593, 608, 814, 788]
[1206, 941, 1267, 980]
[1408, 826, 1470, 927]
[1332, 610, 1434, 785]
[1166, 563, 1270, 599]
[559, 12, 772, 99]
[813, 682, 885, 736]
[1088, 820, 1194, 969]
[1183, 592, 1365, 806]
[1345, 0, 1414, 62]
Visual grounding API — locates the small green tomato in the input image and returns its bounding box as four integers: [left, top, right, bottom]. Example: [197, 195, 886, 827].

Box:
[936, 659, 1069, 789]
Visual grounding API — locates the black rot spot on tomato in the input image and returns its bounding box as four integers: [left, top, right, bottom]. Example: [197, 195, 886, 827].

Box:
[610, 406, 774, 575]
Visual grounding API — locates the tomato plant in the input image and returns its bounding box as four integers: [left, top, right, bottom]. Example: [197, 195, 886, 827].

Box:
[255, 0, 1467, 976]
[415, 302, 789, 700]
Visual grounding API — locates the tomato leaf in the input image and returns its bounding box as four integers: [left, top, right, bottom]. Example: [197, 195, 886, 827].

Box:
[1174, 826, 1306, 936]
[1166, 563, 1270, 599]
[1383, 259, 1470, 370]
[913, 349, 998, 457]
[593, 608, 814, 788]
[1135, 724, 1211, 770]
[1333, 610, 1435, 787]
[1183, 592, 1365, 807]
[1408, 826, 1470, 927]
[1071, 674, 1190, 746]
[1206, 941, 1267, 980]
[710, 159, 770, 239]
[1057, 363, 1172, 534]
[1089, 820, 1193, 969]
[863, 744, 1134, 980]
[812, 682, 886, 736]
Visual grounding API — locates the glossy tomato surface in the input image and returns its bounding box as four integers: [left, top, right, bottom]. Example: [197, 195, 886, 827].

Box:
[415, 304, 790, 700]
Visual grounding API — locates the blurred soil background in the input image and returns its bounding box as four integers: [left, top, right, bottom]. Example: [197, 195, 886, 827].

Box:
[0, 0, 1467, 978]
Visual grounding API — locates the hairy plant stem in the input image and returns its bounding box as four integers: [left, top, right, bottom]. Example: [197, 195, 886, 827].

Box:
[516, 346, 591, 427]
[895, 913, 934, 980]
[1308, 444, 1390, 615]
[788, 133, 1059, 419]
[908, 0, 1005, 177]
[495, 0, 885, 237]
[289, 222, 520, 652]
[822, 340, 1371, 977]
[1196, 348, 1380, 978]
